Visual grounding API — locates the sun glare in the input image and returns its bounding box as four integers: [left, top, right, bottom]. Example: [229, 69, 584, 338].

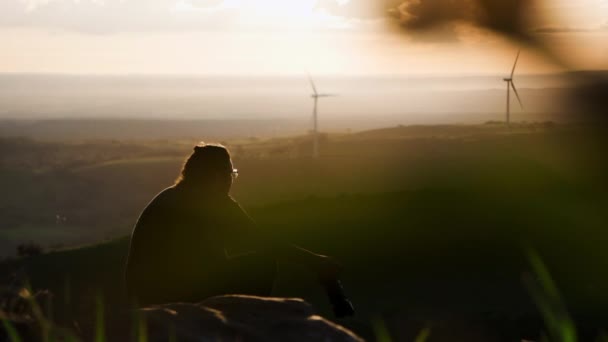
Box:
[175, 0, 352, 30]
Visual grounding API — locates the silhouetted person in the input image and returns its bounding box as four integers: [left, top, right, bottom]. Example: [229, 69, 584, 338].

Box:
[125, 143, 354, 317]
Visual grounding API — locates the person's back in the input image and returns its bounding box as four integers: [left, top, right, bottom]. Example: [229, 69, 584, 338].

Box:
[125, 143, 354, 317]
[126, 186, 233, 304]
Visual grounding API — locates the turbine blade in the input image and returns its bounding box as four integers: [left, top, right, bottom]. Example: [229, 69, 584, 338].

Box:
[510, 50, 521, 78]
[307, 73, 318, 95]
[511, 82, 524, 110]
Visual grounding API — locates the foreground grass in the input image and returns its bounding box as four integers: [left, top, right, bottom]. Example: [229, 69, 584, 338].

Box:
[1, 247, 599, 341]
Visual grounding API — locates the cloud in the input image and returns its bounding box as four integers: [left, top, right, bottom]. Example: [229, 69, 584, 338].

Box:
[534, 27, 593, 34]
[320, 0, 538, 42]
[2, 0, 590, 45]
[316, 0, 401, 19]
[391, 0, 477, 29]
[534, 22, 608, 34]
[316, 0, 480, 42]
[0, 0, 195, 33]
[0, 0, 354, 33]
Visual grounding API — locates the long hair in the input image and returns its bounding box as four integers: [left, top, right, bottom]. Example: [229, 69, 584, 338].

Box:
[175, 143, 232, 186]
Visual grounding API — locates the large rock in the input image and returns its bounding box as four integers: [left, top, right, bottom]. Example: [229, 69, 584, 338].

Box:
[141, 295, 364, 342]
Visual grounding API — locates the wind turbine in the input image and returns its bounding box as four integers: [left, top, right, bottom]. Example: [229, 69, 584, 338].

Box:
[503, 50, 524, 126]
[308, 74, 335, 158]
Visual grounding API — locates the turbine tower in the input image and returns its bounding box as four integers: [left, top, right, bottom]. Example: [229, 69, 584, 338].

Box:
[308, 74, 335, 158]
[503, 50, 524, 126]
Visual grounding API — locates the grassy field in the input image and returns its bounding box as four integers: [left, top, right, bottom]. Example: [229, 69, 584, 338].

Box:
[1, 123, 607, 340]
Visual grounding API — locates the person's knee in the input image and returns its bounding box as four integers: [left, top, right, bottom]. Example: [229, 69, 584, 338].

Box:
[239, 252, 277, 279]
[225, 252, 276, 295]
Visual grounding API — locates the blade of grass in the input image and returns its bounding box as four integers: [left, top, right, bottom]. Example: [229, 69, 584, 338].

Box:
[414, 326, 431, 342]
[95, 293, 105, 342]
[524, 248, 577, 342]
[371, 316, 392, 342]
[22, 283, 51, 342]
[132, 307, 148, 342]
[168, 323, 177, 342]
[138, 312, 147, 342]
[2, 319, 23, 342]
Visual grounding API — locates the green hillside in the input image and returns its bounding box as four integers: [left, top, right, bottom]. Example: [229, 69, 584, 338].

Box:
[1, 123, 607, 340]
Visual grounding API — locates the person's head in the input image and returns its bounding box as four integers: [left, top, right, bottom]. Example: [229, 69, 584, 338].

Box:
[175, 143, 237, 195]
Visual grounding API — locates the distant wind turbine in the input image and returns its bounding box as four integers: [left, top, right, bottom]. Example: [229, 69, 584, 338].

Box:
[308, 74, 336, 158]
[503, 50, 524, 126]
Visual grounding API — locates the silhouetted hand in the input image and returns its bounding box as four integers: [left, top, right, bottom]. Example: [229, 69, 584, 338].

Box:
[315, 256, 355, 318]
[320, 278, 356, 318]
[315, 255, 342, 283]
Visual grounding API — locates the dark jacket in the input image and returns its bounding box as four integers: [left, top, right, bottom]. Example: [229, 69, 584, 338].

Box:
[125, 185, 258, 305]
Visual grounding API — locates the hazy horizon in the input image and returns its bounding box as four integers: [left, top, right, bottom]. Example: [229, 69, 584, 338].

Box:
[0, 72, 576, 129]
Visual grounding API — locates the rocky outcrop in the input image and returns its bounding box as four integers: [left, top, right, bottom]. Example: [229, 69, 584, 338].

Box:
[141, 295, 364, 342]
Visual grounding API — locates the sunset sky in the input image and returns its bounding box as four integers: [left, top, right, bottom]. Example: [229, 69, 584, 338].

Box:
[0, 0, 606, 75]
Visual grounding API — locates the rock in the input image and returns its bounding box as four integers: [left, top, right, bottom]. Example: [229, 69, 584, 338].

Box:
[141, 295, 364, 342]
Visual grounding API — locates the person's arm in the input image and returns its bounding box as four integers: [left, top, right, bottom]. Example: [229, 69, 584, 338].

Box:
[267, 242, 342, 279]
[265, 238, 355, 318]
[224, 198, 340, 276]
[225, 199, 355, 318]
